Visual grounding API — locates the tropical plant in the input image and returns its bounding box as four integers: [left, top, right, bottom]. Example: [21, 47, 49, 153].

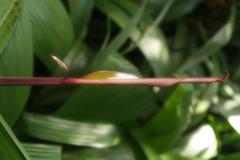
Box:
[0, 0, 239, 159]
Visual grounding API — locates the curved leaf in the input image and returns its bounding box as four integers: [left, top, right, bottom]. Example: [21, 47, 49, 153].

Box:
[217, 93, 240, 134]
[55, 53, 158, 123]
[173, 124, 218, 159]
[0, 0, 33, 125]
[63, 143, 136, 160]
[20, 112, 121, 148]
[23, 143, 61, 160]
[98, 53, 140, 75]
[0, 114, 30, 160]
[131, 129, 158, 160]
[24, 0, 74, 71]
[96, 0, 170, 76]
[166, 0, 201, 21]
[147, 0, 201, 22]
[69, 0, 94, 39]
[143, 85, 193, 152]
[82, 71, 138, 80]
[88, 0, 146, 70]
[0, 0, 20, 54]
[178, 3, 236, 72]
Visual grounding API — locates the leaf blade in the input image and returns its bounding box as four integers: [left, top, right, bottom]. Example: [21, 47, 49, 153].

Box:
[55, 53, 158, 123]
[0, 114, 30, 160]
[20, 112, 121, 148]
[178, 3, 236, 72]
[24, 0, 74, 71]
[23, 143, 61, 160]
[0, 0, 33, 125]
[0, 0, 20, 54]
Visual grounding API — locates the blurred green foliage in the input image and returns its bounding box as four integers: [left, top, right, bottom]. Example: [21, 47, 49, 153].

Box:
[0, 0, 240, 159]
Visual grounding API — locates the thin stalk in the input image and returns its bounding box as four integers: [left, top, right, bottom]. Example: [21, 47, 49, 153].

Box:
[0, 72, 228, 87]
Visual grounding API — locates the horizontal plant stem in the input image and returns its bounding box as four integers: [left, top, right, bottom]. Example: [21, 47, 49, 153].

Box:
[0, 73, 228, 87]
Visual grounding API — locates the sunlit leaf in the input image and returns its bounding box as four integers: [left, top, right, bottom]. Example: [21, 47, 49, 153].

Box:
[159, 153, 203, 160]
[190, 84, 218, 127]
[217, 93, 240, 134]
[23, 143, 61, 160]
[131, 129, 158, 160]
[82, 71, 138, 80]
[189, 60, 220, 127]
[63, 143, 136, 160]
[0, 0, 238, 159]
[96, 0, 170, 76]
[88, 0, 146, 70]
[20, 112, 121, 148]
[173, 124, 218, 159]
[143, 85, 193, 152]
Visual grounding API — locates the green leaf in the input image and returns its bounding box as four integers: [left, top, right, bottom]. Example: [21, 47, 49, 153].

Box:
[189, 60, 221, 127]
[0, 0, 33, 125]
[63, 143, 137, 160]
[170, 22, 190, 71]
[173, 124, 218, 159]
[0, 0, 20, 54]
[138, 29, 169, 76]
[82, 71, 138, 80]
[23, 143, 61, 160]
[55, 53, 158, 123]
[165, 0, 201, 21]
[88, 0, 146, 70]
[147, 0, 174, 27]
[219, 153, 240, 160]
[96, 0, 170, 76]
[98, 53, 140, 75]
[131, 129, 158, 160]
[190, 84, 218, 127]
[217, 93, 240, 134]
[0, 114, 30, 160]
[69, 0, 94, 39]
[147, 0, 201, 22]
[159, 153, 203, 160]
[24, 0, 73, 71]
[58, 42, 93, 76]
[143, 85, 193, 152]
[20, 112, 121, 148]
[99, 17, 112, 51]
[178, 3, 236, 72]
[30, 42, 93, 109]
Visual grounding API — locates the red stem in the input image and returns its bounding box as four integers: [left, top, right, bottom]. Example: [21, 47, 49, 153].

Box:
[0, 72, 228, 87]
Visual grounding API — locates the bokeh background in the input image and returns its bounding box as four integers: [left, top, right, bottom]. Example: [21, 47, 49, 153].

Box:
[0, 0, 240, 159]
